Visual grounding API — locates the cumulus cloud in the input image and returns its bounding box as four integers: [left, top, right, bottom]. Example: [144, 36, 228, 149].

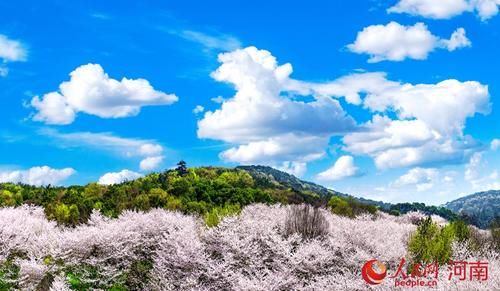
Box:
[30, 64, 178, 124]
[98, 169, 143, 185]
[39, 128, 165, 171]
[139, 156, 164, 171]
[220, 134, 327, 165]
[0, 166, 75, 186]
[388, 0, 500, 20]
[0, 34, 27, 77]
[197, 46, 490, 172]
[338, 73, 489, 169]
[198, 47, 356, 168]
[347, 22, 470, 62]
[316, 155, 359, 181]
[393, 167, 439, 191]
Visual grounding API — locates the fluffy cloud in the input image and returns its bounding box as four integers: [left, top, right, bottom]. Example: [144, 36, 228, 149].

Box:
[220, 134, 327, 164]
[393, 167, 439, 191]
[30, 64, 178, 124]
[198, 47, 356, 168]
[139, 156, 164, 171]
[0, 34, 27, 76]
[98, 169, 143, 185]
[347, 22, 470, 62]
[40, 128, 165, 171]
[388, 0, 500, 20]
[316, 155, 359, 181]
[0, 166, 75, 186]
[339, 73, 489, 169]
[198, 46, 490, 172]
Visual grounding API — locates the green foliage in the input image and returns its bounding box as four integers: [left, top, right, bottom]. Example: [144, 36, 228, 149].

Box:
[0, 189, 22, 207]
[389, 202, 458, 221]
[0, 260, 19, 290]
[0, 164, 375, 227]
[450, 220, 471, 243]
[204, 204, 241, 227]
[408, 217, 464, 265]
[490, 217, 500, 252]
[328, 196, 377, 218]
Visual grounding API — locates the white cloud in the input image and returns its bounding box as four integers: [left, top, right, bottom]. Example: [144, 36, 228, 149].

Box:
[39, 128, 165, 171]
[198, 47, 355, 168]
[179, 30, 241, 51]
[277, 161, 307, 177]
[197, 46, 490, 172]
[342, 115, 479, 169]
[0, 34, 27, 77]
[193, 105, 205, 114]
[0, 34, 27, 62]
[491, 139, 500, 150]
[464, 152, 500, 191]
[443, 28, 471, 51]
[316, 155, 359, 181]
[393, 167, 439, 191]
[465, 152, 482, 182]
[98, 169, 143, 185]
[347, 22, 470, 62]
[30, 64, 178, 124]
[388, 0, 500, 20]
[139, 156, 164, 171]
[0, 166, 75, 186]
[220, 134, 327, 164]
[336, 72, 489, 169]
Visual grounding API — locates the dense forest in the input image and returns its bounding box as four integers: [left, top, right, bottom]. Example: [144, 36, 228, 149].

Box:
[0, 162, 377, 227]
[0, 161, 463, 227]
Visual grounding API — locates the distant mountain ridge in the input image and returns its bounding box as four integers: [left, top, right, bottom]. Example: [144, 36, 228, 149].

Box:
[444, 190, 500, 228]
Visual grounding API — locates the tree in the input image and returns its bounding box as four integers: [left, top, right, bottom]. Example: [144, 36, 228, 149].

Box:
[175, 160, 188, 176]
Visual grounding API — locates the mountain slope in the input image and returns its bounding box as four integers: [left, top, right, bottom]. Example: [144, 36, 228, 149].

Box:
[237, 165, 391, 209]
[444, 190, 500, 228]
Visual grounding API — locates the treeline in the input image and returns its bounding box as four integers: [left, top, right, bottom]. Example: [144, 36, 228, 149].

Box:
[0, 162, 341, 226]
[389, 202, 459, 221]
[0, 162, 472, 228]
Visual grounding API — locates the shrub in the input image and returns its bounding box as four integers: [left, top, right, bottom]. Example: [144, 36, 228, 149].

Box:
[408, 217, 454, 265]
[203, 204, 240, 227]
[328, 196, 377, 218]
[284, 204, 329, 239]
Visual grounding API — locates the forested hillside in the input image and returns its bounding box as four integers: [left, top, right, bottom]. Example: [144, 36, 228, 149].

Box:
[444, 190, 500, 228]
[0, 163, 379, 226]
[0, 163, 466, 227]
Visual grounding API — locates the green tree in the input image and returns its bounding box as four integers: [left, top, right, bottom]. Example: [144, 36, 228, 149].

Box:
[175, 160, 188, 176]
[328, 196, 353, 218]
[408, 217, 454, 265]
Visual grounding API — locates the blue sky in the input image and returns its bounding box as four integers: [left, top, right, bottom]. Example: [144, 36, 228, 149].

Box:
[0, 0, 498, 205]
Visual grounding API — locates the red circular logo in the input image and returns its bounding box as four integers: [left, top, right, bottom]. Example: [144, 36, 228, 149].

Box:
[362, 259, 387, 285]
